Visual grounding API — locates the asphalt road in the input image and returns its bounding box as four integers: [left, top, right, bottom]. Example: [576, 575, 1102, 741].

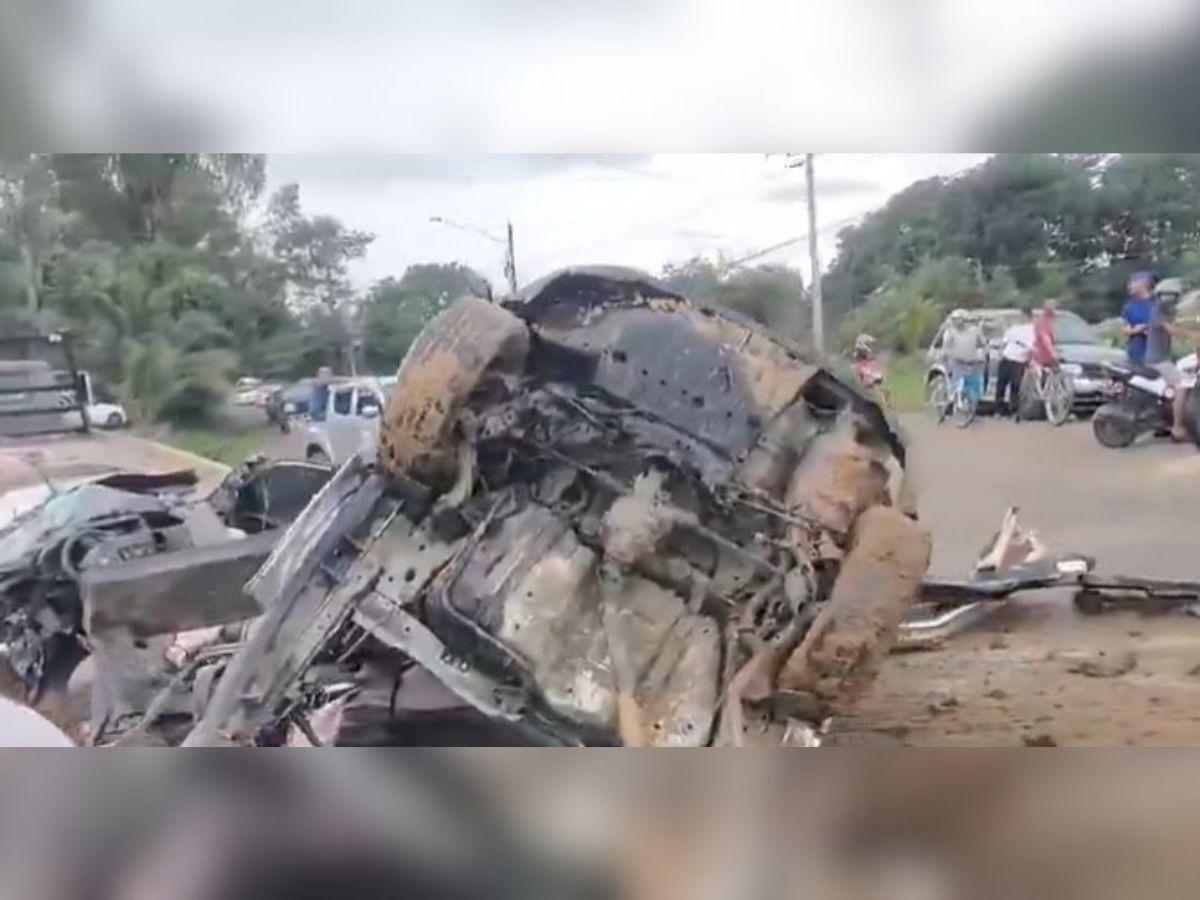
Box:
[836, 412, 1200, 746]
[901, 412, 1200, 579]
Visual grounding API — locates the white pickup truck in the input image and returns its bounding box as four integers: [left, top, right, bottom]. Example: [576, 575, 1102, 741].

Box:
[301, 377, 390, 466]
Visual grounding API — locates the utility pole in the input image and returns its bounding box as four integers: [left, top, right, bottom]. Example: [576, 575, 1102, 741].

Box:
[429, 214, 519, 296]
[504, 220, 518, 295]
[804, 153, 824, 353]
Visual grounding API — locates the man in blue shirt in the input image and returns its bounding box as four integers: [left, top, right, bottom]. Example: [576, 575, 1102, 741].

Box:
[1122, 271, 1155, 365]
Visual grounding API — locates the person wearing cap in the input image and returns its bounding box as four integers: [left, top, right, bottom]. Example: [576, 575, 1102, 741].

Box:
[943, 308, 984, 402]
[1122, 272, 1155, 366]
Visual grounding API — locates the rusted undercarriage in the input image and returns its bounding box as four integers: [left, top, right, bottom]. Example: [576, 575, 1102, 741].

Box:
[170, 267, 932, 747]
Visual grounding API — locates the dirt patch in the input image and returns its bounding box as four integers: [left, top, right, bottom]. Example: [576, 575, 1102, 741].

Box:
[1065, 650, 1137, 679]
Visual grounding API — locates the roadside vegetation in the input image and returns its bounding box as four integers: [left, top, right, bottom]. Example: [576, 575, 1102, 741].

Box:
[827, 154, 1200, 354]
[5, 153, 1200, 433]
[882, 354, 927, 412]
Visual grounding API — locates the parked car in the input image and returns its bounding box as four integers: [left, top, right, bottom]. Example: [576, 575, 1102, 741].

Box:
[234, 377, 281, 407]
[925, 308, 1124, 417]
[302, 377, 386, 465]
[76, 371, 127, 428]
[264, 380, 312, 430]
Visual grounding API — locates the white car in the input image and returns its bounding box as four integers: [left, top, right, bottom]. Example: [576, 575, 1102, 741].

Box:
[71, 371, 127, 429]
[86, 399, 127, 429]
[302, 378, 386, 466]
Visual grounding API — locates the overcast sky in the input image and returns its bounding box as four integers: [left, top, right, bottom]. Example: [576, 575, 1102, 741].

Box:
[266, 153, 989, 290]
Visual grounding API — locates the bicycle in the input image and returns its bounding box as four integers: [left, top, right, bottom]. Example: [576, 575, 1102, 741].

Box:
[1022, 362, 1074, 426]
[949, 366, 982, 428]
[929, 364, 982, 427]
[927, 373, 951, 423]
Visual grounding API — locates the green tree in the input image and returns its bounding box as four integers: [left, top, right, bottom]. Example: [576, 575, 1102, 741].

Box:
[266, 183, 374, 375]
[0, 154, 65, 312]
[360, 263, 488, 373]
[660, 256, 809, 342]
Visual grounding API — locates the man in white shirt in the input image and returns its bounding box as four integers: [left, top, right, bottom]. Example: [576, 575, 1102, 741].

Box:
[996, 307, 1033, 418]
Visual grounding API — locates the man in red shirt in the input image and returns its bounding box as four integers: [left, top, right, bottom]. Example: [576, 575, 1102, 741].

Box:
[1031, 298, 1059, 368]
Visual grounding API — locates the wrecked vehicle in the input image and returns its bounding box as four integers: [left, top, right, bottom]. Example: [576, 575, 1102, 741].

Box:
[0, 457, 331, 738]
[143, 266, 927, 748]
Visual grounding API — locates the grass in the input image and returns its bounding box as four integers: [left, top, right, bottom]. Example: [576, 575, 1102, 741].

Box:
[164, 423, 278, 466]
[883, 353, 928, 412]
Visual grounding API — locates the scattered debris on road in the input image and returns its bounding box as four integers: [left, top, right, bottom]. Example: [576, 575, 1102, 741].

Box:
[1065, 650, 1138, 679]
[1023, 733, 1058, 747]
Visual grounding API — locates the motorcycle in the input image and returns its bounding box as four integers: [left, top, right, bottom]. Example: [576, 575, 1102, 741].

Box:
[1092, 357, 1198, 448]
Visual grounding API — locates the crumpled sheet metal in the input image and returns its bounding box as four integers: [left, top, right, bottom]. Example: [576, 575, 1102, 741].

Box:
[0, 484, 177, 575]
[785, 413, 893, 538]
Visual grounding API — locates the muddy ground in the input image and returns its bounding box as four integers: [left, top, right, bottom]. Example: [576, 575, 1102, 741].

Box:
[833, 413, 1200, 746]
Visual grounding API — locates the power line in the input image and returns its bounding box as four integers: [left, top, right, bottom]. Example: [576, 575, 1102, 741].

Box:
[724, 236, 806, 269]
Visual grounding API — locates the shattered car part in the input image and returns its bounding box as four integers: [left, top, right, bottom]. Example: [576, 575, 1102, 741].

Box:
[897, 507, 1094, 649]
[0, 457, 331, 737]
[183, 267, 929, 747]
[1073, 575, 1200, 616]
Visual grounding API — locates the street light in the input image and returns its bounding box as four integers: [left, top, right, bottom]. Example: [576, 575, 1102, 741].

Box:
[428, 215, 518, 295]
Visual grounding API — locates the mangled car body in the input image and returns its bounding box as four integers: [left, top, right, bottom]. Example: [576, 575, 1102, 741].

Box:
[2, 268, 935, 746]
[0, 458, 332, 740]
[170, 267, 931, 747]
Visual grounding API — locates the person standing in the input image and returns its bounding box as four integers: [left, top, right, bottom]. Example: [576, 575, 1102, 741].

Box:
[1031, 298, 1059, 370]
[996, 308, 1033, 418]
[943, 309, 985, 401]
[1122, 271, 1155, 366]
[1144, 293, 1188, 441]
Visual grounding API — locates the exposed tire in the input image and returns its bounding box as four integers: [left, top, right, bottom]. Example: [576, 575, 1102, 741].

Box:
[1017, 372, 1046, 421]
[1092, 404, 1136, 449]
[951, 390, 976, 428]
[1043, 372, 1073, 426]
[925, 374, 949, 423]
[1186, 389, 1200, 448]
[306, 446, 331, 465]
[380, 296, 529, 490]
[105, 412, 123, 428]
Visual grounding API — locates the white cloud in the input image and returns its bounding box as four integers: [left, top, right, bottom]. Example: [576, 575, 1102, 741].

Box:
[265, 153, 987, 289]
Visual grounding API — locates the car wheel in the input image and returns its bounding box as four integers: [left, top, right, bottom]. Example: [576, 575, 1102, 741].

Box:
[1017, 373, 1045, 421]
[105, 412, 123, 428]
[306, 446, 331, 465]
[380, 296, 529, 490]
